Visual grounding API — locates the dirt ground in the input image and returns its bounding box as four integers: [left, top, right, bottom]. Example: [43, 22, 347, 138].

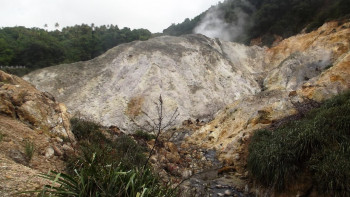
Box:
[0, 115, 67, 196]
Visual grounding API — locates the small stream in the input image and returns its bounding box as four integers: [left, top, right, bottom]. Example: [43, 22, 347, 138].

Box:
[170, 129, 253, 197]
[184, 168, 252, 197]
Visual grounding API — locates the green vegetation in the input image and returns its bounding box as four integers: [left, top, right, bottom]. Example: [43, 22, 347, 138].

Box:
[163, 15, 205, 36]
[24, 140, 35, 162]
[70, 117, 102, 141]
[163, 0, 350, 45]
[38, 165, 175, 197]
[68, 118, 147, 170]
[0, 24, 152, 76]
[134, 130, 156, 141]
[248, 91, 350, 196]
[31, 118, 177, 196]
[0, 131, 3, 142]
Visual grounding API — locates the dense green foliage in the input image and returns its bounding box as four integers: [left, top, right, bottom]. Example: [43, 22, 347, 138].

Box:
[248, 91, 350, 196]
[163, 0, 350, 45]
[0, 24, 152, 75]
[29, 118, 177, 196]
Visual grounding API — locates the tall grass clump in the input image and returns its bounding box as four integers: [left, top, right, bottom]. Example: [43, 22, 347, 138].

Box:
[24, 140, 35, 162]
[248, 91, 350, 195]
[38, 155, 176, 197]
[0, 131, 4, 142]
[31, 117, 178, 197]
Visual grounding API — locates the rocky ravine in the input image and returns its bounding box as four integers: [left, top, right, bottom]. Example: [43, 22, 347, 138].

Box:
[183, 21, 350, 196]
[24, 21, 350, 196]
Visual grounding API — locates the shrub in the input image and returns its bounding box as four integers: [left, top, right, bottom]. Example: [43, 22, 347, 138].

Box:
[68, 118, 148, 172]
[70, 117, 103, 141]
[248, 91, 350, 195]
[114, 135, 148, 168]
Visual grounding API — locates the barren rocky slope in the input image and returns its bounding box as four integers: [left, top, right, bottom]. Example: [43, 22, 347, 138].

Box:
[0, 71, 76, 196]
[24, 34, 267, 131]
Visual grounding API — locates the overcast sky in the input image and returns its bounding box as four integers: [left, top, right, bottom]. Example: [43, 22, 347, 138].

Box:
[0, 0, 222, 33]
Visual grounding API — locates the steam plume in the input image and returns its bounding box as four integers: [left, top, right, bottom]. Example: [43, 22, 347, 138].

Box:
[194, 1, 253, 42]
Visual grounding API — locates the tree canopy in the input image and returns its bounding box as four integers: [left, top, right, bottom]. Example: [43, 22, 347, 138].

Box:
[0, 24, 152, 75]
[163, 0, 350, 45]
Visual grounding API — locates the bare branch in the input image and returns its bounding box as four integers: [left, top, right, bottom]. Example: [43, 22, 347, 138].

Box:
[142, 111, 158, 127]
[162, 107, 179, 130]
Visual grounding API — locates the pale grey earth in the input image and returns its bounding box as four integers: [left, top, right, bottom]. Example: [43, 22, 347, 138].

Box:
[23, 34, 332, 132]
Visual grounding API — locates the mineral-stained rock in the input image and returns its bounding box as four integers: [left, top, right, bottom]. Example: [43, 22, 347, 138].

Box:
[0, 71, 78, 196]
[0, 71, 75, 142]
[24, 22, 350, 134]
[182, 21, 350, 196]
[24, 34, 267, 131]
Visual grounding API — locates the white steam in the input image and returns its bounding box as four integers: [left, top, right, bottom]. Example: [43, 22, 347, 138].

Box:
[193, 1, 253, 41]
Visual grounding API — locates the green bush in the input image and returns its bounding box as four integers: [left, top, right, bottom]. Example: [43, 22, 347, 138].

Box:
[114, 135, 148, 168]
[68, 118, 148, 171]
[248, 91, 350, 195]
[70, 117, 103, 141]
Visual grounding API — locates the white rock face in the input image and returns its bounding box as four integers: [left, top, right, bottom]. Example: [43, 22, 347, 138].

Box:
[24, 27, 347, 132]
[24, 35, 266, 131]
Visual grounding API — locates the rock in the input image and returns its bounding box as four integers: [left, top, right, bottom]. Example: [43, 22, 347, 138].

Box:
[55, 137, 63, 143]
[24, 35, 264, 131]
[164, 142, 178, 153]
[53, 145, 63, 156]
[0, 71, 75, 142]
[217, 193, 224, 197]
[149, 156, 157, 164]
[216, 184, 223, 188]
[224, 190, 232, 196]
[244, 171, 249, 177]
[181, 169, 192, 178]
[244, 184, 249, 194]
[45, 147, 55, 158]
[165, 163, 181, 176]
[5, 175, 13, 179]
[8, 149, 28, 165]
[62, 144, 74, 154]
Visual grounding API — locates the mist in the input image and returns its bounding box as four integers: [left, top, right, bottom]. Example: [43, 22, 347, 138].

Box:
[193, 0, 253, 42]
